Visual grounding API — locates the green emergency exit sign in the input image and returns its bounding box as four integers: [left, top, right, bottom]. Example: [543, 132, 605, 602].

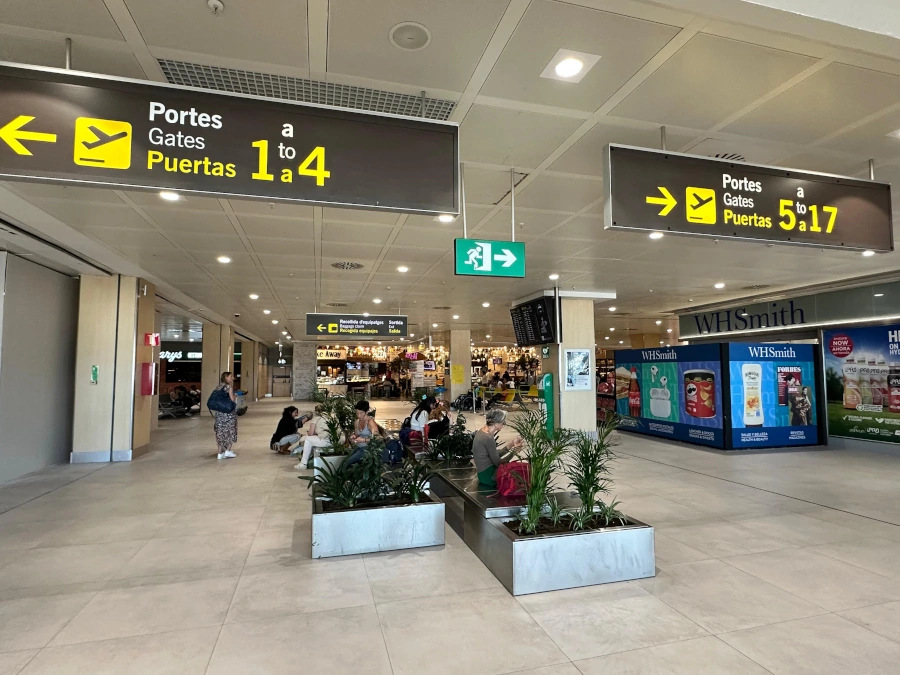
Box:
[454, 238, 526, 278]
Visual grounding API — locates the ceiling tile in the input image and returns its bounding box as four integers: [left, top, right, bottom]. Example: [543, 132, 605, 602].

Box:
[143, 209, 235, 233]
[516, 175, 603, 211]
[480, 208, 565, 238]
[774, 151, 869, 177]
[238, 217, 314, 239]
[323, 222, 394, 246]
[229, 200, 315, 219]
[0, 35, 143, 78]
[462, 169, 516, 206]
[818, 107, 900, 160]
[322, 242, 383, 260]
[2, 0, 124, 39]
[249, 237, 314, 256]
[125, 192, 225, 212]
[322, 207, 399, 225]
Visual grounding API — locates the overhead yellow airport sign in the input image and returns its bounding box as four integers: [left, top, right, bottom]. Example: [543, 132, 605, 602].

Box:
[604, 144, 893, 251]
[305, 313, 407, 338]
[0, 62, 458, 214]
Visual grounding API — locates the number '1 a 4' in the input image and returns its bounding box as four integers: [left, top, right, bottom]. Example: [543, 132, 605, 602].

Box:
[251, 140, 331, 185]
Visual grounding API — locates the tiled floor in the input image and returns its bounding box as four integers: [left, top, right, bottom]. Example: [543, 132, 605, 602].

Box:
[1, 399, 900, 674]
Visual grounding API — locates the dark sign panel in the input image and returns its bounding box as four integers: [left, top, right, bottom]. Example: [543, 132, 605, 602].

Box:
[0, 63, 458, 214]
[510, 297, 557, 347]
[306, 313, 407, 338]
[604, 144, 893, 251]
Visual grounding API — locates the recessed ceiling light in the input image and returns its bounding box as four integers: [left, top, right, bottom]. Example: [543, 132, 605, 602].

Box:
[410, 333, 415, 337]
[541, 48, 601, 83]
[649, 231, 664, 240]
[604, 336, 609, 340]
[272, 319, 278, 324]
[549, 273, 560, 280]
[432, 323, 438, 328]
[397, 266, 409, 273]
[282, 330, 287, 335]
[609, 327, 615, 332]
[189, 339, 194, 342]
[608, 306, 616, 312]
[263, 309, 271, 315]
[437, 214, 454, 223]
[619, 340, 624, 344]
[714, 282, 725, 289]
[660, 341, 664, 344]
[216, 255, 231, 264]
[875, 293, 885, 297]
[373, 298, 382, 304]
[667, 328, 673, 333]
[249, 294, 259, 300]
[863, 250, 876, 257]
[452, 314, 460, 320]
[173, 333, 180, 337]
[482, 302, 490, 308]
[655, 320, 662, 325]
[363, 312, 370, 317]
[159, 190, 180, 201]
[486, 334, 491, 339]
[886, 128, 900, 140]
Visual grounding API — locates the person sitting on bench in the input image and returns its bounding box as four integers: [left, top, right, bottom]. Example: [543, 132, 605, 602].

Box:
[473, 408, 522, 487]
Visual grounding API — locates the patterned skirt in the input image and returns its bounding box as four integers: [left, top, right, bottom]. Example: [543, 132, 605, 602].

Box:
[214, 412, 238, 447]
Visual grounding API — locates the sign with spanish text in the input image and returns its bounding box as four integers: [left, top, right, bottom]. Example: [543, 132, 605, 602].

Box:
[306, 313, 407, 338]
[605, 144, 893, 251]
[0, 63, 458, 214]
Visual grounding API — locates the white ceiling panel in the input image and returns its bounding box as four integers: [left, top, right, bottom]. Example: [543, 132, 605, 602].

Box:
[7, 183, 124, 204]
[229, 200, 315, 219]
[611, 34, 817, 130]
[550, 122, 695, 175]
[724, 63, 900, 144]
[0, 35, 143, 79]
[322, 207, 399, 225]
[125, 192, 225, 212]
[125, 0, 309, 68]
[396, 223, 458, 250]
[323, 222, 394, 245]
[172, 233, 245, 254]
[322, 241, 383, 260]
[142, 209, 235, 234]
[1, 0, 124, 39]
[238, 217, 314, 240]
[382, 246, 446, 264]
[249, 236, 315, 256]
[684, 137, 787, 164]
[28, 202, 152, 231]
[84, 226, 176, 249]
[774, 151, 869, 177]
[480, 208, 566, 238]
[461, 105, 582, 168]
[481, 0, 681, 111]
[817, 108, 900, 160]
[327, 0, 508, 90]
[516, 174, 604, 212]
[551, 214, 605, 240]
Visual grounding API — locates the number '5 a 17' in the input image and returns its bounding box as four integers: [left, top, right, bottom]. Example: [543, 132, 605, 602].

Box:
[778, 199, 837, 233]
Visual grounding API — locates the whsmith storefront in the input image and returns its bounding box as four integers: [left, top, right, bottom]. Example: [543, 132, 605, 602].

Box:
[679, 279, 900, 455]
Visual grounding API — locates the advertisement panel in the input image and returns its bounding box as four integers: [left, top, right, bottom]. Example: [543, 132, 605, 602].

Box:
[823, 325, 900, 444]
[615, 345, 725, 448]
[727, 343, 818, 448]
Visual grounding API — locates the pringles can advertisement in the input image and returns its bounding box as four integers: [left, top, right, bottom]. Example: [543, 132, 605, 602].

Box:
[823, 325, 900, 444]
[727, 343, 818, 448]
[615, 345, 725, 448]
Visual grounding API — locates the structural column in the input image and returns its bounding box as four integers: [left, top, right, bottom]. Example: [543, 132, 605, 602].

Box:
[545, 297, 596, 435]
[292, 341, 317, 400]
[201, 322, 234, 415]
[72, 276, 157, 462]
[449, 329, 472, 402]
[242, 341, 259, 402]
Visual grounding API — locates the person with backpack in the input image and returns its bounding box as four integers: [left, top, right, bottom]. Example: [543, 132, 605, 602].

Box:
[208, 372, 238, 460]
[473, 408, 522, 487]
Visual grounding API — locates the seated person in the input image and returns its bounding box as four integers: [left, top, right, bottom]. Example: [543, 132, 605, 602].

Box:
[349, 399, 380, 447]
[295, 404, 331, 470]
[270, 405, 301, 454]
[486, 379, 507, 410]
[409, 395, 451, 439]
[473, 408, 523, 488]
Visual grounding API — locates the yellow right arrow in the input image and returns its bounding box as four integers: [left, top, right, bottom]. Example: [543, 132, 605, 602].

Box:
[0, 116, 57, 156]
[646, 186, 677, 216]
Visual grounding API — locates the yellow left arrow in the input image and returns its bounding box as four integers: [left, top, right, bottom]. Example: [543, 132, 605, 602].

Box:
[0, 116, 57, 156]
[646, 186, 677, 216]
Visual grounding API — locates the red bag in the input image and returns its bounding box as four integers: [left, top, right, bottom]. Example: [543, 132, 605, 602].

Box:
[496, 461, 530, 497]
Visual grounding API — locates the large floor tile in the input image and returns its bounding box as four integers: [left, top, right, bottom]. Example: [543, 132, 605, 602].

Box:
[0, 542, 145, 590]
[378, 588, 567, 675]
[0, 521, 63, 551]
[517, 583, 708, 661]
[116, 533, 253, 578]
[505, 667, 580, 675]
[244, 525, 312, 567]
[226, 557, 372, 622]
[183, 489, 270, 511]
[36, 513, 175, 547]
[720, 614, 900, 675]
[208, 605, 391, 675]
[662, 521, 796, 558]
[729, 512, 862, 546]
[575, 636, 771, 674]
[18, 626, 219, 675]
[653, 533, 711, 567]
[0, 650, 37, 675]
[155, 506, 263, 538]
[812, 536, 900, 580]
[363, 544, 501, 603]
[50, 576, 238, 645]
[840, 601, 900, 644]
[636, 559, 823, 633]
[724, 547, 900, 611]
[0, 593, 94, 652]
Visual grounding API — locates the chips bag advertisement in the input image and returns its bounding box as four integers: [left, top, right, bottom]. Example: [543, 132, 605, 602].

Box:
[823, 324, 900, 444]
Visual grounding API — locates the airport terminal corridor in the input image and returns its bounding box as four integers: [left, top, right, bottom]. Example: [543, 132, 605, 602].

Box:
[1, 401, 900, 674]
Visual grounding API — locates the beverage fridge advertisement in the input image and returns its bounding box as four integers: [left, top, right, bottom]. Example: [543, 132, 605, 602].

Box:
[823, 325, 900, 444]
[727, 343, 819, 448]
[615, 345, 725, 448]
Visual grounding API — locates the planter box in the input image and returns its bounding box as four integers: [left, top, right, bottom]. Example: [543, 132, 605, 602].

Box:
[310, 490, 445, 558]
[313, 453, 345, 478]
[464, 508, 655, 595]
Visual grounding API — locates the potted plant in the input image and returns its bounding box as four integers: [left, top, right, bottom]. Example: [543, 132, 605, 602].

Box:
[464, 410, 655, 595]
[427, 413, 474, 464]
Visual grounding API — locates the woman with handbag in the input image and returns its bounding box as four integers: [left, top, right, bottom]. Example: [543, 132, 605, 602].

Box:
[473, 408, 523, 488]
[209, 371, 238, 460]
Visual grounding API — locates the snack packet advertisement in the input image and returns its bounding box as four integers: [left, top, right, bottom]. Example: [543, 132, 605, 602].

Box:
[727, 343, 818, 448]
[823, 324, 900, 444]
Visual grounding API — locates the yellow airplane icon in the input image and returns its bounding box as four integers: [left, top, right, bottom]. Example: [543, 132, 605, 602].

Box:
[686, 187, 716, 224]
[73, 117, 132, 169]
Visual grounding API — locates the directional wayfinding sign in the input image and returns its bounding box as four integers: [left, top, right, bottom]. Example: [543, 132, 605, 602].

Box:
[454, 238, 525, 278]
[0, 62, 458, 214]
[604, 144, 893, 251]
[306, 313, 407, 338]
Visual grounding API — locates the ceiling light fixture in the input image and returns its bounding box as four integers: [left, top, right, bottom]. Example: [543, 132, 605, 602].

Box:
[608, 306, 616, 312]
[649, 231, 664, 240]
[482, 302, 490, 308]
[549, 273, 560, 280]
[272, 319, 278, 324]
[432, 323, 438, 328]
[372, 298, 382, 304]
[397, 266, 409, 273]
[604, 336, 609, 340]
[159, 190, 180, 201]
[875, 293, 885, 297]
[248, 294, 259, 300]
[655, 320, 662, 325]
[452, 314, 460, 320]
[282, 331, 287, 335]
[486, 334, 491, 339]
[609, 327, 615, 332]
[660, 341, 664, 344]
[618, 340, 624, 344]
[541, 48, 601, 83]
[263, 309, 271, 315]
[555, 57, 583, 78]
[216, 255, 231, 264]
[863, 250, 876, 257]
[667, 328, 673, 333]
[363, 312, 369, 317]
[714, 282, 725, 289]
[437, 214, 454, 223]
[410, 333, 415, 337]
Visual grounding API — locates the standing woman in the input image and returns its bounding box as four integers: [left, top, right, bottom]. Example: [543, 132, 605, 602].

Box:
[213, 372, 238, 459]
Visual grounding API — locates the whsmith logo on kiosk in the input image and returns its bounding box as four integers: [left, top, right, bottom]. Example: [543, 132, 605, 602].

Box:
[640, 349, 678, 360]
[693, 300, 806, 334]
[747, 346, 797, 358]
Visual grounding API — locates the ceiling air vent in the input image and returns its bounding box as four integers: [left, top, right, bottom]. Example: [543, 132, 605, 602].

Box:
[331, 261, 364, 270]
[742, 284, 771, 291]
[159, 60, 456, 120]
[325, 302, 348, 308]
[713, 152, 746, 162]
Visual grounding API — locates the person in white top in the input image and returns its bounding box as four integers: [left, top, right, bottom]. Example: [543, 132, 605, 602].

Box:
[295, 405, 332, 470]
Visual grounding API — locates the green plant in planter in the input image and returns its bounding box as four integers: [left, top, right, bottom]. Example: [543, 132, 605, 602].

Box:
[596, 498, 627, 527]
[547, 496, 564, 527]
[506, 409, 575, 535]
[563, 414, 620, 530]
[391, 459, 435, 503]
[353, 440, 390, 502]
[428, 414, 473, 462]
[299, 459, 367, 508]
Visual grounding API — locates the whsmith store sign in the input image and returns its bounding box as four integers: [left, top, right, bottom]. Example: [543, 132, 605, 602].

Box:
[680, 280, 900, 339]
